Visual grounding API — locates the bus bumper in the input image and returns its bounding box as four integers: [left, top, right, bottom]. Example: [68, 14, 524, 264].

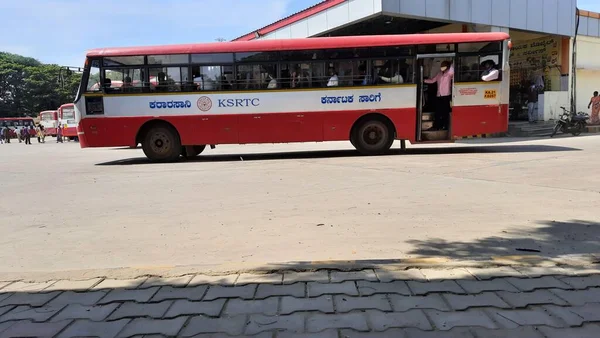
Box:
[77, 124, 89, 148]
[63, 127, 77, 138]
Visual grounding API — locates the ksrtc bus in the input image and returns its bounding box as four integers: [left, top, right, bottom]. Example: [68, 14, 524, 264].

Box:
[75, 33, 510, 161]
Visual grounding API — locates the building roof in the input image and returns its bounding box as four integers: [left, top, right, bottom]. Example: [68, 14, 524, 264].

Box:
[232, 0, 345, 41]
[87, 33, 510, 58]
[578, 9, 600, 19]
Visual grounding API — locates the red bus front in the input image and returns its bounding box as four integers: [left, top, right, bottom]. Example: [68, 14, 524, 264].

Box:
[58, 103, 78, 139]
[39, 110, 58, 136]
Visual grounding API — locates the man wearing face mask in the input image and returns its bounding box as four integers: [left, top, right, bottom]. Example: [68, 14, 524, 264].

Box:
[424, 60, 454, 130]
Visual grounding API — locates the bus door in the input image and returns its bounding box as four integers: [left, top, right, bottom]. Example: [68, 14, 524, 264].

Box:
[415, 53, 455, 142]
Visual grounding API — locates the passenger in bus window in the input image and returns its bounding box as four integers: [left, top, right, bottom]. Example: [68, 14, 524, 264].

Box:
[155, 72, 169, 92]
[357, 65, 371, 86]
[380, 71, 404, 84]
[103, 78, 112, 91]
[327, 68, 339, 87]
[481, 60, 499, 82]
[122, 76, 133, 93]
[267, 74, 278, 89]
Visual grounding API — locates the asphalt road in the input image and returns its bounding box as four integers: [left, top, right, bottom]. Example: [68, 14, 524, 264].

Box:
[1, 135, 599, 278]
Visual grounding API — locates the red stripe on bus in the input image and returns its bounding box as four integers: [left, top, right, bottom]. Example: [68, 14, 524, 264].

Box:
[78, 105, 507, 149]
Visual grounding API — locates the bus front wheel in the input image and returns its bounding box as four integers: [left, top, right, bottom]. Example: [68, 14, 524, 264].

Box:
[353, 119, 394, 155]
[182, 145, 206, 158]
[142, 125, 181, 162]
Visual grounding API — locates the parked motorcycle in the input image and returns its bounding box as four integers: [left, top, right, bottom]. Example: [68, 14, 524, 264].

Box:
[550, 107, 589, 137]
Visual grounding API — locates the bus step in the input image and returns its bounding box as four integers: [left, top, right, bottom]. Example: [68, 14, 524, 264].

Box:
[421, 130, 449, 141]
[422, 121, 434, 130]
[422, 112, 435, 121]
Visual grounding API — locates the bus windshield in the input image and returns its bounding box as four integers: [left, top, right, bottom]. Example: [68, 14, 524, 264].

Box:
[62, 108, 75, 121]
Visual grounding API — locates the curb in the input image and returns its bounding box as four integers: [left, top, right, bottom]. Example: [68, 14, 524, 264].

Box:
[1, 254, 598, 283]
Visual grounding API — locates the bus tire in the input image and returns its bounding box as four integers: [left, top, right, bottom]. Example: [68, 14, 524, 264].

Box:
[141, 124, 181, 162]
[183, 145, 206, 158]
[353, 118, 394, 155]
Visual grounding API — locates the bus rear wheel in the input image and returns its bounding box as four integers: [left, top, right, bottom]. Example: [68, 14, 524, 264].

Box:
[353, 119, 394, 155]
[142, 125, 181, 162]
[183, 145, 206, 158]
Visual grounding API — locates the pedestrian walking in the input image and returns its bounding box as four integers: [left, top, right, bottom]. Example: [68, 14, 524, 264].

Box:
[3, 127, 10, 143]
[38, 125, 45, 143]
[20, 128, 27, 144]
[0, 127, 4, 144]
[588, 91, 600, 125]
[57, 126, 63, 143]
[25, 126, 33, 144]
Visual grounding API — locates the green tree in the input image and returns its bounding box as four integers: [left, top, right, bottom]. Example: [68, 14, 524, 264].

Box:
[0, 52, 81, 117]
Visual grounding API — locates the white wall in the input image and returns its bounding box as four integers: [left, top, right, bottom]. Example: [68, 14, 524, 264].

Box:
[575, 36, 600, 114]
[576, 70, 600, 114]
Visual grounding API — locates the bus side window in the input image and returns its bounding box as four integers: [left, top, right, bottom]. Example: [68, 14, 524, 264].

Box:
[149, 67, 188, 92]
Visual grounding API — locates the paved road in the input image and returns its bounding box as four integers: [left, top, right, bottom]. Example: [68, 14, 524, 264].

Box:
[1, 136, 599, 278]
[1, 267, 600, 337]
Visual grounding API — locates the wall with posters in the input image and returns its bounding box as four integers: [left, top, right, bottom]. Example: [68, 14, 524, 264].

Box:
[510, 36, 562, 92]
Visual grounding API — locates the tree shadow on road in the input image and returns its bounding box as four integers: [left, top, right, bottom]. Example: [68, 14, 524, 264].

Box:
[96, 144, 581, 166]
[403, 219, 600, 263]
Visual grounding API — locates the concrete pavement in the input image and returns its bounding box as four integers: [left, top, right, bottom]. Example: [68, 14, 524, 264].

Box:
[1, 267, 600, 337]
[0, 136, 600, 281]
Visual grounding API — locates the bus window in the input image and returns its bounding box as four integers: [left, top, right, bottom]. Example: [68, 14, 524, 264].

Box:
[457, 56, 480, 82]
[457, 54, 501, 82]
[103, 56, 145, 67]
[148, 54, 189, 65]
[236, 64, 276, 90]
[149, 67, 188, 92]
[191, 53, 234, 64]
[103, 68, 144, 92]
[192, 65, 222, 91]
[86, 60, 101, 92]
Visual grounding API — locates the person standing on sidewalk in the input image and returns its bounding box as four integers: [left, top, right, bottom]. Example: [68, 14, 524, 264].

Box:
[588, 91, 600, 125]
[528, 80, 539, 123]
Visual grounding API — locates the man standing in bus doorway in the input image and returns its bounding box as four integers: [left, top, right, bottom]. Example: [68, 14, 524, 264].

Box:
[588, 91, 600, 125]
[424, 60, 454, 130]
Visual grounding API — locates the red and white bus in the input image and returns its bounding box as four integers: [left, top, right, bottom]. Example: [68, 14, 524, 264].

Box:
[58, 103, 78, 140]
[75, 33, 510, 161]
[0, 117, 36, 138]
[39, 110, 59, 136]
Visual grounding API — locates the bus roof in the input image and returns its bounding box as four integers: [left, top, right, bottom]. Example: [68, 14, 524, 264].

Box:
[59, 103, 74, 108]
[40, 110, 57, 114]
[87, 32, 510, 57]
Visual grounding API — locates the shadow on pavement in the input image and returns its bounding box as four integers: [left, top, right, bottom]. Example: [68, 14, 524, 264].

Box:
[405, 219, 600, 263]
[96, 144, 581, 166]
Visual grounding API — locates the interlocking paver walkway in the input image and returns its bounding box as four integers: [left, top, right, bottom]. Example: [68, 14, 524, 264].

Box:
[0, 268, 600, 337]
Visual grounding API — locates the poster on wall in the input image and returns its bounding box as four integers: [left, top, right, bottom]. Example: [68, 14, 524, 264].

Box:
[510, 36, 561, 90]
